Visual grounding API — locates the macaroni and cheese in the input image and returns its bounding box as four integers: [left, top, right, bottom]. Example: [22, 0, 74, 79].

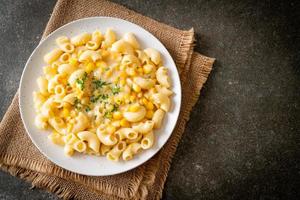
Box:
[33, 29, 173, 161]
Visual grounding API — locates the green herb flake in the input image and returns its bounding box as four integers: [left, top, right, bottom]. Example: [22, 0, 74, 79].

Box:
[92, 79, 110, 89]
[75, 72, 88, 90]
[111, 104, 119, 112]
[111, 85, 120, 95]
[104, 111, 112, 119]
[90, 94, 109, 103]
[74, 98, 82, 110]
[85, 106, 91, 112]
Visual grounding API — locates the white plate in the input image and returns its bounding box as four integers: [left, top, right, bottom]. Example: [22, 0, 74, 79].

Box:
[19, 17, 181, 176]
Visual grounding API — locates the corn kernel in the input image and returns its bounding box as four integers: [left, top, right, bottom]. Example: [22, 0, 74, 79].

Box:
[142, 98, 148, 105]
[120, 119, 130, 127]
[43, 66, 56, 75]
[145, 101, 154, 110]
[106, 125, 116, 134]
[67, 123, 73, 133]
[62, 108, 70, 118]
[113, 111, 123, 120]
[132, 83, 141, 93]
[101, 50, 109, 58]
[96, 61, 107, 68]
[120, 78, 126, 86]
[63, 102, 72, 109]
[146, 110, 154, 119]
[69, 58, 78, 66]
[126, 67, 137, 76]
[85, 62, 96, 73]
[130, 96, 136, 102]
[129, 104, 140, 112]
[137, 67, 144, 74]
[143, 64, 154, 74]
[105, 70, 112, 78]
[120, 71, 127, 78]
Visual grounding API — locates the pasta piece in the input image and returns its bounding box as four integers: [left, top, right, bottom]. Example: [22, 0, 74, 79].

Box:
[72, 112, 89, 133]
[59, 52, 71, 63]
[152, 109, 165, 129]
[48, 117, 66, 134]
[78, 50, 101, 62]
[132, 120, 154, 134]
[155, 85, 173, 96]
[63, 133, 78, 145]
[143, 64, 155, 74]
[64, 145, 74, 156]
[48, 132, 65, 146]
[111, 40, 134, 55]
[56, 36, 69, 45]
[156, 66, 171, 88]
[44, 48, 63, 64]
[126, 132, 143, 144]
[144, 48, 161, 65]
[136, 50, 149, 64]
[34, 114, 48, 129]
[123, 106, 146, 123]
[133, 77, 155, 89]
[141, 131, 154, 149]
[152, 93, 171, 112]
[68, 69, 86, 86]
[47, 78, 58, 94]
[103, 28, 116, 47]
[77, 131, 100, 153]
[37, 76, 48, 95]
[114, 128, 138, 140]
[33, 91, 46, 111]
[123, 32, 140, 49]
[58, 63, 77, 75]
[106, 141, 126, 161]
[86, 30, 103, 50]
[122, 143, 142, 161]
[121, 54, 140, 66]
[62, 93, 77, 104]
[54, 84, 66, 96]
[100, 144, 112, 156]
[71, 33, 91, 46]
[73, 140, 87, 152]
[96, 128, 118, 146]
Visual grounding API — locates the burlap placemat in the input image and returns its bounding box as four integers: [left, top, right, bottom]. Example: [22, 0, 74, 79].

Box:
[0, 0, 215, 199]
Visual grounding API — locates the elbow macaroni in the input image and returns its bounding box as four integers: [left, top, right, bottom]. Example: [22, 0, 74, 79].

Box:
[33, 29, 174, 161]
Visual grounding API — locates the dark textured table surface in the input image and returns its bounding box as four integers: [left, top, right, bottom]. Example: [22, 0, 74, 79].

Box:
[0, 0, 299, 199]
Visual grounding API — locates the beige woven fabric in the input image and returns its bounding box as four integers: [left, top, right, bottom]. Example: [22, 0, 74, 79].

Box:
[0, 0, 215, 199]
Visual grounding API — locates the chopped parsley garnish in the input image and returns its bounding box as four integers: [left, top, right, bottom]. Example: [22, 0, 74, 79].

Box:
[111, 85, 120, 95]
[74, 98, 82, 110]
[90, 94, 109, 103]
[111, 104, 119, 112]
[104, 111, 112, 118]
[76, 72, 88, 90]
[85, 106, 91, 112]
[92, 79, 110, 89]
